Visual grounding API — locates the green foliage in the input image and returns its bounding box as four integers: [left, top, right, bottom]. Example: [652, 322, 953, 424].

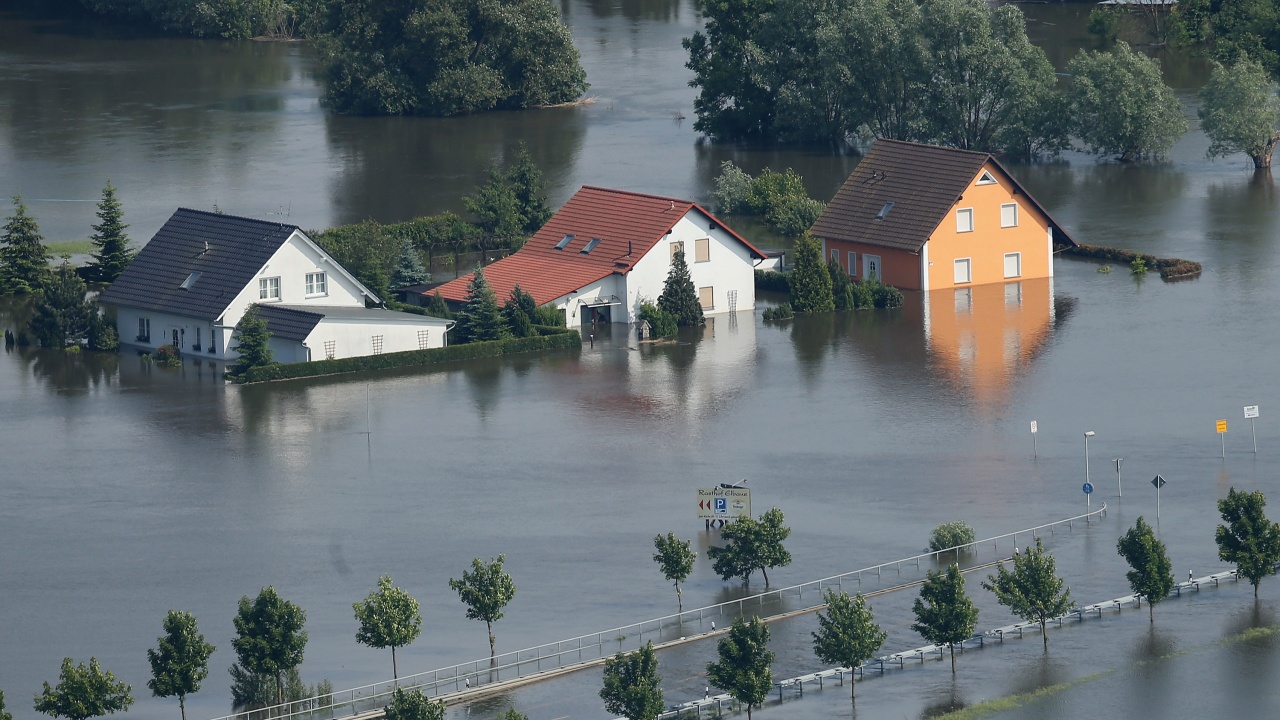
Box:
[497, 710, 529, 720]
[314, 219, 397, 301]
[706, 617, 774, 719]
[35, 658, 134, 720]
[78, 0, 291, 39]
[1177, 0, 1280, 76]
[712, 163, 823, 236]
[1068, 42, 1189, 162]
[87, 315, 119, 352]
[981, 537, 1073, 649]
[83, 181, 133, 285]
[155, 345, 183, 368]
[424, 291, 453, 320]
[708, 507, 793, 587]
[455, 268, 510, 343]
[28, 264, 93, 349]
[313, 0, 588, 117]
[1064, 243, 1202, 281]
[503, 286, 538, 338]
[600, 642, 663, 720]
[868, 279, 903, 309]
[828, 260, 852, 310]
[1117, 516, 1175, 620]
[929, 521, 977, 552]
[658, 250, 705, 327]
[449, 555, 517, 657]
[912, 564, 979, 673]
[391, 241, 432, 290]
[638, 303, 678, 338]
[811, 590, 886, 701]
[761, 304, 793, 321]
[505, 145, 554, 234]
[354, 576, 423, 678]
[712, 162, 755, 214]
[652, 533, 697, 611]
[230, 306, 273, 378]
[529, 304, 565, 327]
[0, 196, 51, 295]
[1198, 58, 1280, 168]
[787, 234, 834, 313]
[228, 666, 313, 711]
[1088, 8, 1122, 41]
[231, 587, 308, 705]
[753, 270, 790, 293]
[1130, 256, 1149, 275]
[1, 690, 11, 720]
[148, 611, 215, 720]
[383, 688, 445, 720]
[1216, 487, 1280, 597]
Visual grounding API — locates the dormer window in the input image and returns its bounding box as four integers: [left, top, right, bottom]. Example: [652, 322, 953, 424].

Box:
[580, 238, 602, 254]
[180, 271, 202, 290]
[875, 201, 894, 220]
[976, 170, 997, 185]
[554, 234, 574, 250]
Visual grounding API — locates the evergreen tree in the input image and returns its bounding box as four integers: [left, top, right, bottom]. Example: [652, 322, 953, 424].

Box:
[1117, 516, 1175, 621]
[455, 268, 509, 343]
[911, 564, 979, 673]
[811, 590, 886, 704]
[85, 181, 133, 284]
[231, 587, 307, 706]
[230, 306, 274, 377]
[353, 575, 423, 679]
[507, 145, 552, 234]
[707, 507, 792, 587]
[448, 555, 517, 659]
[706, 617, 773, 720]
[788, 233, 834, 313]
[28, 263, 93, 348]
[35, 658, 134, 720]
[424, 291, 452, 320]
[465, 166, 524, 239]
[1198, 58, 1280, 169]
[390, 241, 431, 290]
[981, 537, 1073, 649]
[599, 642, 663, 720]
[503, 285, 538, 337]
[0, 196, 51, 295]
[147, 611, 216, 720]
[652, 532, 697, 611]
[657, 249, 704, 327]
[1216, 487, 1280, 597]
[87, 314, 120, 352]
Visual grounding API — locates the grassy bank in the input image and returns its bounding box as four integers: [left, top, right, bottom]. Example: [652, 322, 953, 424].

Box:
[1061, 243, 1202, 281]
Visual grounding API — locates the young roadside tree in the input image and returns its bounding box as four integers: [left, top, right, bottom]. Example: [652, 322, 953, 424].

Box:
[147, 610, 216, 720]
[84, 180, 133, 284]
[1067, 42, 1188, 162]
[232, 587, 308, 706]
[706, 617, 773, 720]
[455, 268, 509, 343]
[0, 196, 51, 295]
[787, 233, 834, 313]
[1198, 58, 1280, 169]
[1216, 487, 1280, 598]
[982, 537, 1073, 650]
[652, 532, 697, 611]
[35, 658, 134, 720]
[599, 641, 663, 720]
[657, 249, 704, 327]
[382, 688, 445, 720]
[497, 710, 529, 720]
[354, 575, 423, 679]
[911, 564, 979, 673]
[707, 508, 793, 587]
[449, 555, 517, 660]
[230, 306, 273, 377]
[28, 263, 93, 348]
[1117, 516, 1175, 621]
[390, 241, 431, 290]
[811, 590, 887, 704]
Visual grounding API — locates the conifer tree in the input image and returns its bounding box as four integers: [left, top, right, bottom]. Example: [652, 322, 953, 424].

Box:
[231, 306, 274, 377]
[28, 263, 93, 348]
[85, 181, 133, 284]
[390, 241, 431, 290]
[507, 145, 552, 234]
[2, 689, 12, 720]
[0, 196, 51, 295]
[657, 249, 704, 327]
[788, 233, 833, 313]
[503, 285, 537, 337]
[456, 268, 509, 343]
[424, 291, 452, 320]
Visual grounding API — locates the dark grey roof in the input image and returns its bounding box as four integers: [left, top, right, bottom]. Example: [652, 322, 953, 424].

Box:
[256, 305, 325, 343]
[810, 139, 1078, 252]
[99, 208, 300, 321]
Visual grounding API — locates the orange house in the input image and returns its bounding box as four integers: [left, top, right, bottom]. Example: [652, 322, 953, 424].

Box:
[810, 139, 1077, 291]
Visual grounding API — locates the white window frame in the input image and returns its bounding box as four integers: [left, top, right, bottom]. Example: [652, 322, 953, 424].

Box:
[694, 238, 710, 263]
[956, 208, 974, 233]
[1004, 252, 1022, 279]
[976, 170, 997, 186]
[954, 257, 972, 284]
[305, 271, 327, 296]
[137, 317, 150, 342]
[862, 254, 881, 281]
[847, 251, 857, 277]
[259, 276, 281, 301]
[1000, 203, 1019, 228]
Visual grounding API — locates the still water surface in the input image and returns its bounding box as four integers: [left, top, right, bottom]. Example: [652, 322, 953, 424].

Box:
[2, 1, 1280, 719]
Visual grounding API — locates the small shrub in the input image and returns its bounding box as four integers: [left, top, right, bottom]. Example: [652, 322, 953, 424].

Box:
[65, 344, 81, 353]
[851, 281, 875, 309]
[530, 305, 566, 327]
[828, 260, 853, 310]
[639, 302, 678, 338]
[87, 317, 119, 352]
[762, 303, 793, 321]
[1098, 265, 1112, 273]
[1130, 256, 1148, 275]
[155, 344, 182, 367]
[929, 521, 977, 552]
[871, 281, 904, 309]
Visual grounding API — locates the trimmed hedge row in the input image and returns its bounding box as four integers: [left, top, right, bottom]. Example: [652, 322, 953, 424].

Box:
[1063, 243, 1202, 281]
[754, 269, 791, 292]
[237, 330, 581, 384]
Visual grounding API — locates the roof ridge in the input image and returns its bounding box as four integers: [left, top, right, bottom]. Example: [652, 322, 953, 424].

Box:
[872, 138, 992, 159]
[176, 206, 300, 232]
[579, 185, 696, 206]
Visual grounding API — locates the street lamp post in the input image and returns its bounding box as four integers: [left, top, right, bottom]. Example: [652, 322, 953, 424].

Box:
[1113, 457, 1123, 498]
[1084, 431, 1095, 485]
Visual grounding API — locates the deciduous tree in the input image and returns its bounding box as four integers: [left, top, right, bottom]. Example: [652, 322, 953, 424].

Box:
[708, 507, 792, 587]
[706, 617, 773, 720]
[1198, 57, 1280, 169]
[230, 306, 273, 377]
[1117, 516, 1175, 621]
[982, 538, 1072, 649]
[383, 688, 444, 720]
[0, 196, 51, 295]
[354, 576, 423, 678]
[811, 590, 887, 703]
[35, 658, 134, 720]
[652, 532, 696, 611]
[599, 641, 663, 720]
[657, 249, 704, 327]
[1068, 41, 1188, 162]
[1216, 487, 1280, 597]
[2, 690, 13, 720]
[912, 564, 979, 673]
[449, 555, 516, 659]
[147, 611, 215, 720]
[84, 181, 133, 284]
[787, 233, 834, 313]
[232, 587, 308, 705]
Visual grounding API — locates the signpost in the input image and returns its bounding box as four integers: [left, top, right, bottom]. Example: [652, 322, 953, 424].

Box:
[1030, 420, 1038, 459]
[1152, 474, 1166, 519]
[1244, 405, 1259, 454]
[1083, 481, 1093, 517]
[697, 487, 751, 529]
[1216, 419, 1228, 459]
[1113, 458, 1123, 498]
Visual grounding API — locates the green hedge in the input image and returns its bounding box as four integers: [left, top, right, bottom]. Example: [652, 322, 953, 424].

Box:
[1063, 243, 1202, 281]
[237, 330, 581, 384]
[755, 269, 790, 292]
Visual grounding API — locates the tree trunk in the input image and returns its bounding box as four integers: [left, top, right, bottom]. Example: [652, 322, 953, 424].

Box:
[1149, 602, 1154, 623]
[487, 620, 496, 658]
[746, 703, 753, 720]
[1256, 137, 1276, 169]
[851, 677, 857, 703]
[393, 645, 399, 679]
[1041, 619, 1048, 650]
[1256, 582, 1260, 599]
[180, 695, 187, 720]
[276, 672, 284, 706]
[676, 582, 683, 612]
[950, 644, 956, 674]
[761, 567, 770, 588]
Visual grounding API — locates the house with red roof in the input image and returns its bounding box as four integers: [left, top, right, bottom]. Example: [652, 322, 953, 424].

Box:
[431, 186, 766, 324]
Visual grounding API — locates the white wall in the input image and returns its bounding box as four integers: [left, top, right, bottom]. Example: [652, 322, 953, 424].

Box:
[303, 318, 449, 361]
[220, 230, 370, 328]
[548, 276, 625, 325]
[114, 306, 227, 359]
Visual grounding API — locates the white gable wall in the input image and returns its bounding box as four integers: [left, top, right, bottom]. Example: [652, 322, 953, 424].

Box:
[302, 317, 449, 361]
[548, 276, 626, 325]
[219, 231, 369, 330]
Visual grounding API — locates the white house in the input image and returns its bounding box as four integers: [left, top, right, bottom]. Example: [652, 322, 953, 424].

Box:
[431, 186, 766, 324]
[99, 208, 452, 363]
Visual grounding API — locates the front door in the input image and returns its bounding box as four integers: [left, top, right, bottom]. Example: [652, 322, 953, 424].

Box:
[171, 328, 179, 348]
[862, 254, 882, 281]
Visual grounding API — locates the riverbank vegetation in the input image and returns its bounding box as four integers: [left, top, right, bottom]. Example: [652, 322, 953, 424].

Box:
[1063, 243, 1202, 281]
[712, 163, 824, 237]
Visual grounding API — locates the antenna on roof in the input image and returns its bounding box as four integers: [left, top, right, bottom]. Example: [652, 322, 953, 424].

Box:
[202, 241, 210, 255]
[669, 201, 675, 211]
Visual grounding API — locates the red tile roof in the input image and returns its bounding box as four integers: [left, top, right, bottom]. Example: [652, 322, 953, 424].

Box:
[432, 186, 765, 306]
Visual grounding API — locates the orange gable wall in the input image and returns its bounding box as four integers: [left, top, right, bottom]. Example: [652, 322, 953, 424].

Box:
[820, 240, 924, 290]
[924, 161, 1052, 292]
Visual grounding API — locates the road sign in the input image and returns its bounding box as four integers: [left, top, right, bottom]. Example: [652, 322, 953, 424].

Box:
[1152, 475, 1166, 488]
[1245, 405, 1260, 454]
[697, 487, 751, 520]
[1217, 419, 1228, 433]
[1030, 421, 1038, 434]
[1245, 405, 1260, 419]
[1082, 482, 1093, 495]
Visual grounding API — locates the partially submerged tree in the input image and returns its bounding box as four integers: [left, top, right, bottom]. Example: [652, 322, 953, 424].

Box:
[982, 537, 1073, 649]
[232, 587, 308, 705]
[1198, 57, 1280, 169]
[599, 641, 663, 720]
[230, 306, 273, 377]
[657, 249, 704, 327]
[35, 658, 134, 720]
[707, 508, 793, 587]
[1067, 41, 1188, 162]
[147, 611, 216, 720]
[28, 263, 93, 348]
[706, 617, 773, 720]
[1216, 487, 1280, 598]
[449, 555, 517, 659]
[383, 688, 445, 720]
[354, 575, 423, 678]
[1117, 516, 1175, 621]
[811, 590, 887, 703]
[0, 196, 51, 295]
[929, 521, 977, 553]
[652, 532, 697, 611]
[1, 690, 11, 720]
[787, 233, 834, 313]
[84, 180, 133, 284]
[912, 564, 979, 673]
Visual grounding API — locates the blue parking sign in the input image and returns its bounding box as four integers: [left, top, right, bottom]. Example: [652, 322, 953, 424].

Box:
[714, 498, 728, 514]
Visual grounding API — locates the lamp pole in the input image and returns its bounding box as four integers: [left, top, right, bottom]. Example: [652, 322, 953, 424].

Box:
[1113, 457, 1123, 498]
[1084, 431, 1095, 486]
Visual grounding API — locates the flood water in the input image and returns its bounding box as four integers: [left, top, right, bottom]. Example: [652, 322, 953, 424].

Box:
[3, 1, 1280, 720]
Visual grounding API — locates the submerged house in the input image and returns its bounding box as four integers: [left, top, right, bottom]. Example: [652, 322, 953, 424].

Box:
[810, 139, 1077, 291]
[99, 208, 451, 363]
[431, 186, 766, 325]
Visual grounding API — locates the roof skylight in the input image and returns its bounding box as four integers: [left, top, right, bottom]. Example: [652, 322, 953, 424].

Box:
[875, 202, 894, 220]
[580, 237, 602, 254]
[180, 271, 202, 290]
[554, 234, 575, 250]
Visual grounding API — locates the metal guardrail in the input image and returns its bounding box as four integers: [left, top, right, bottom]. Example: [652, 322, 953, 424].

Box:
[207, 503, 1108, 720]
